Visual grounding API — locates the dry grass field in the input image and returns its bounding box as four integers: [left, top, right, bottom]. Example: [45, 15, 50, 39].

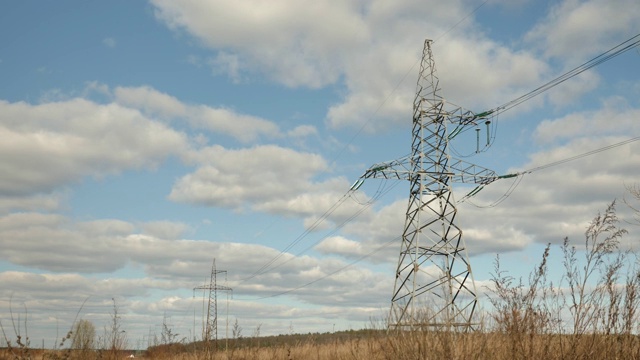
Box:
[4, 330, 640, 360]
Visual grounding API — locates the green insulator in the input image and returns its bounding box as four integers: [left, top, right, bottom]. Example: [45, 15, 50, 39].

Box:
[448, 125, 463, 139]
[466, 186, 484, 197]
[371, 165, 388, 172]
[350, 179, 365, 191]
[474, 110, 494, 118]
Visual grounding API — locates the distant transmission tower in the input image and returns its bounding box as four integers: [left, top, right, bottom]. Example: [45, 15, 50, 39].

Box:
[194, 259, 232, 344]
[358, 39, 499, 330]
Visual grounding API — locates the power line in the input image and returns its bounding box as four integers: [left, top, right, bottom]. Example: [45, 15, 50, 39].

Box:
[522, 136, 640, 174]
[492, 33, 640, 115]
[465, 136, 640, 208]
[309, 135, 640, 292]
[433, 0, 489, 44]
[327, 0, 492, 164]
[254, 181, 402, 276]
[238, 130, 640, 299]
[236, 2, 502, 287]
[232, 18, 640, 307]
[448, 32, 640, 142]
[236, 134, 640, 300]
[235, 236, 399, 301]
[239, 178, 400, 283]
[238, 191, 353, 283]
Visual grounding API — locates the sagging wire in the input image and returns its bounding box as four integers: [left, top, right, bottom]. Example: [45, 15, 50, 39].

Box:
[460, 135, 640, 208]
[234, 134, 640, 300]
[234, 235, 400, 301]
[521, 136, 640, 174]
[235, 32, 640, 303]
[239, 177, 400, 283]
[251, 180, 401, 278]
[492, 33, 640, 116]
[238, 190, 354, 283]
[464, 173, 524, 209]
[448, 32, 640, 151]
[349, 176, 390, 205]
[433, 0, 489, 44]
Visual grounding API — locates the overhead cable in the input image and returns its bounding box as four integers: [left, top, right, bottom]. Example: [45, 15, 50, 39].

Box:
[492, 33, 640, 115]
[522, 136, 640, 174]
[235, 235, 399, 301]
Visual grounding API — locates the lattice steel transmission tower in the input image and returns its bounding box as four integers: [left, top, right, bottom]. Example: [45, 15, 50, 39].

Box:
[357, 39, 500, 330]
[194, 259, 232, 344]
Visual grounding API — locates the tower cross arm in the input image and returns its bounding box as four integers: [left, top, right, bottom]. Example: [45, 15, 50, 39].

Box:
[352, 155, 504, 189]
[194, 284, 233, 292]
[448, 158, 500, 185]
[358, 155, 413, 181]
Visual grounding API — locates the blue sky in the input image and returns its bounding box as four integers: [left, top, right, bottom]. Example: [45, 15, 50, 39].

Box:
[1, 0, 640, 347]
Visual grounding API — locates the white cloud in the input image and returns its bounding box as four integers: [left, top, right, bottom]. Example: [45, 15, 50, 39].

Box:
[114, 85, 187, 118]
[525, 0, 640, 61]
[0, 98, 188, 197]
[534, 97, 640, 144]
[287, 125, 317, 138]
[0, 84, 300, 212]
[0, 193, 64, 214]
[0, 212, 393, 293]
[464, 225, 533, 254]
[150, 0, 551, 132]
[0, 210, 393, 319]
[113, 85, 281, 142]
[256, 183, 374, 227]
[140, 220, 190, 240]
[315, 236, 364, 257]
[169, 144, 334, 212]
[209, 52, 243, 82]
[151, 0, 369, 88]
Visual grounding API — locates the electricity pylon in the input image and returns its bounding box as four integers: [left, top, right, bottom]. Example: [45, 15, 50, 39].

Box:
[356, 39, 501, 330]
[194, 259, 232, 345]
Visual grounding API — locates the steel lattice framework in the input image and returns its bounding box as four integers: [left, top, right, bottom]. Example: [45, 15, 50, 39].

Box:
[194, 259, 232, 344]
[352, 33, 640, 330]
[359, 40, 500, 330]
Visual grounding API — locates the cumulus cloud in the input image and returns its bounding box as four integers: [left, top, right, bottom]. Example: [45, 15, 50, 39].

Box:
[0, 210, 393, 326]
[149, 0, 551, 132]
[525, 0, 640, 61]
[534, 97, 640, 145]
[140, 220, 190, 240]
[169, 144, 337, 212]
[0, 193, 64, 215]
[315, 236, 365, 257]
[287, 125, 318, 139]
[0, 99, 188, 197]
[113, 85, 281, 142]
[151, 0, 369, 88]
[0, 211, 393, 310]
